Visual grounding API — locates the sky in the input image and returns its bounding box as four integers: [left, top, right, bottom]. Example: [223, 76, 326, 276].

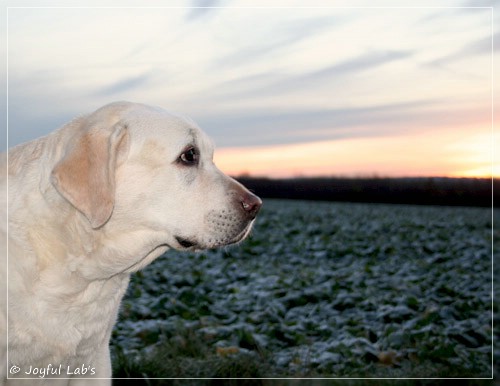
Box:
[2, 0, 499, 178]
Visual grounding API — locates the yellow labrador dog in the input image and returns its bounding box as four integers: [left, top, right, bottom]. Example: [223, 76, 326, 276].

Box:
[0, 101, 261, 385]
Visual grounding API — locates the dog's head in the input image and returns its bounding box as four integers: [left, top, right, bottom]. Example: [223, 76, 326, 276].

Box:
[51, 102, 261, 254]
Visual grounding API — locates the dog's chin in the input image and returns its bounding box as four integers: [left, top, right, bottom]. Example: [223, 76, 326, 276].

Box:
[174, 221, 255, 251]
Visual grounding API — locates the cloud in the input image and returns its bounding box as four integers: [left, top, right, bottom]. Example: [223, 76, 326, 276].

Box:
[213, 15, 339, 69]
[96, 72, 152, 96]
[194, 99, 487, 148]
[186, 0, 222, 20]
[206, 50, 412, 102]
[462, 0, 500, 7]
[6, 106, 77, 150]
[304, 50, 412, 78]
[427, 31, 500, 67]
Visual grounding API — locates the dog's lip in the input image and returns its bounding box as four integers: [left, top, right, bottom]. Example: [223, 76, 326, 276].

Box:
[175, 236, 198, 249]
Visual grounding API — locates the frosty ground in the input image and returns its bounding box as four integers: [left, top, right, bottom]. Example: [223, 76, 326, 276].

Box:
[110, 199, 496, 380]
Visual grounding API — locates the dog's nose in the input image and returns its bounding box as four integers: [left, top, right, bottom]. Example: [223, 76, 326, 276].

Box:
[241, 191, 262, 219]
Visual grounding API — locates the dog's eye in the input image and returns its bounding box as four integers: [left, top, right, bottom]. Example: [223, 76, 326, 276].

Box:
[179, 147, 199, 165]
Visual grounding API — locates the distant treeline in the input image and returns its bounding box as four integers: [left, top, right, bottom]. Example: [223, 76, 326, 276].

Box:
[235, 177, 498, 207]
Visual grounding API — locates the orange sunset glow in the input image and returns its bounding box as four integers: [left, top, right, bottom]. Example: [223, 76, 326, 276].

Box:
[215, 127, 497, 179]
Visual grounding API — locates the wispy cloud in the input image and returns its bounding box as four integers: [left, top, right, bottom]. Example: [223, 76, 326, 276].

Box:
[186, 0, 222, 21]
[96, 72, 152, 96]
[195, 99, 487, 147]
[427, 31, 499, 67]
[213, 15, 339, 69]
[462, 0, 500, 7]
[303, 50, 412, 78]
[205, 50, 412, 102]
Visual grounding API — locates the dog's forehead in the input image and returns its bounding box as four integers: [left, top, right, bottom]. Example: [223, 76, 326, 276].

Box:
[126, 107, 214, 158]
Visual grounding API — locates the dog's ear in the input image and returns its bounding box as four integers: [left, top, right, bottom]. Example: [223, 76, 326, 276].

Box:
[51, 123, 130, 229]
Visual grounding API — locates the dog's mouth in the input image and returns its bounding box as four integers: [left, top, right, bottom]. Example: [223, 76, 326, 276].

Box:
[175, 236, 199, 250]
[174, 220, 255, 251]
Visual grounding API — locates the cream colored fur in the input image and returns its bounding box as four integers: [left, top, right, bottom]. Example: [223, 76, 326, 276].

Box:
[0, 102, 261, 385]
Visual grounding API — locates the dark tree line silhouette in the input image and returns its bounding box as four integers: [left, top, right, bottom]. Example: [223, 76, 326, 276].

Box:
[235, 177, 498, 207]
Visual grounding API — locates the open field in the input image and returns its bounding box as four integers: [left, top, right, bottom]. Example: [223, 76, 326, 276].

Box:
[111, 199, 497, 384]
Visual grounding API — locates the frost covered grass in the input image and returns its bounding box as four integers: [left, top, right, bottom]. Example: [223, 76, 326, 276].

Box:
[111, 199, 497, 382]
